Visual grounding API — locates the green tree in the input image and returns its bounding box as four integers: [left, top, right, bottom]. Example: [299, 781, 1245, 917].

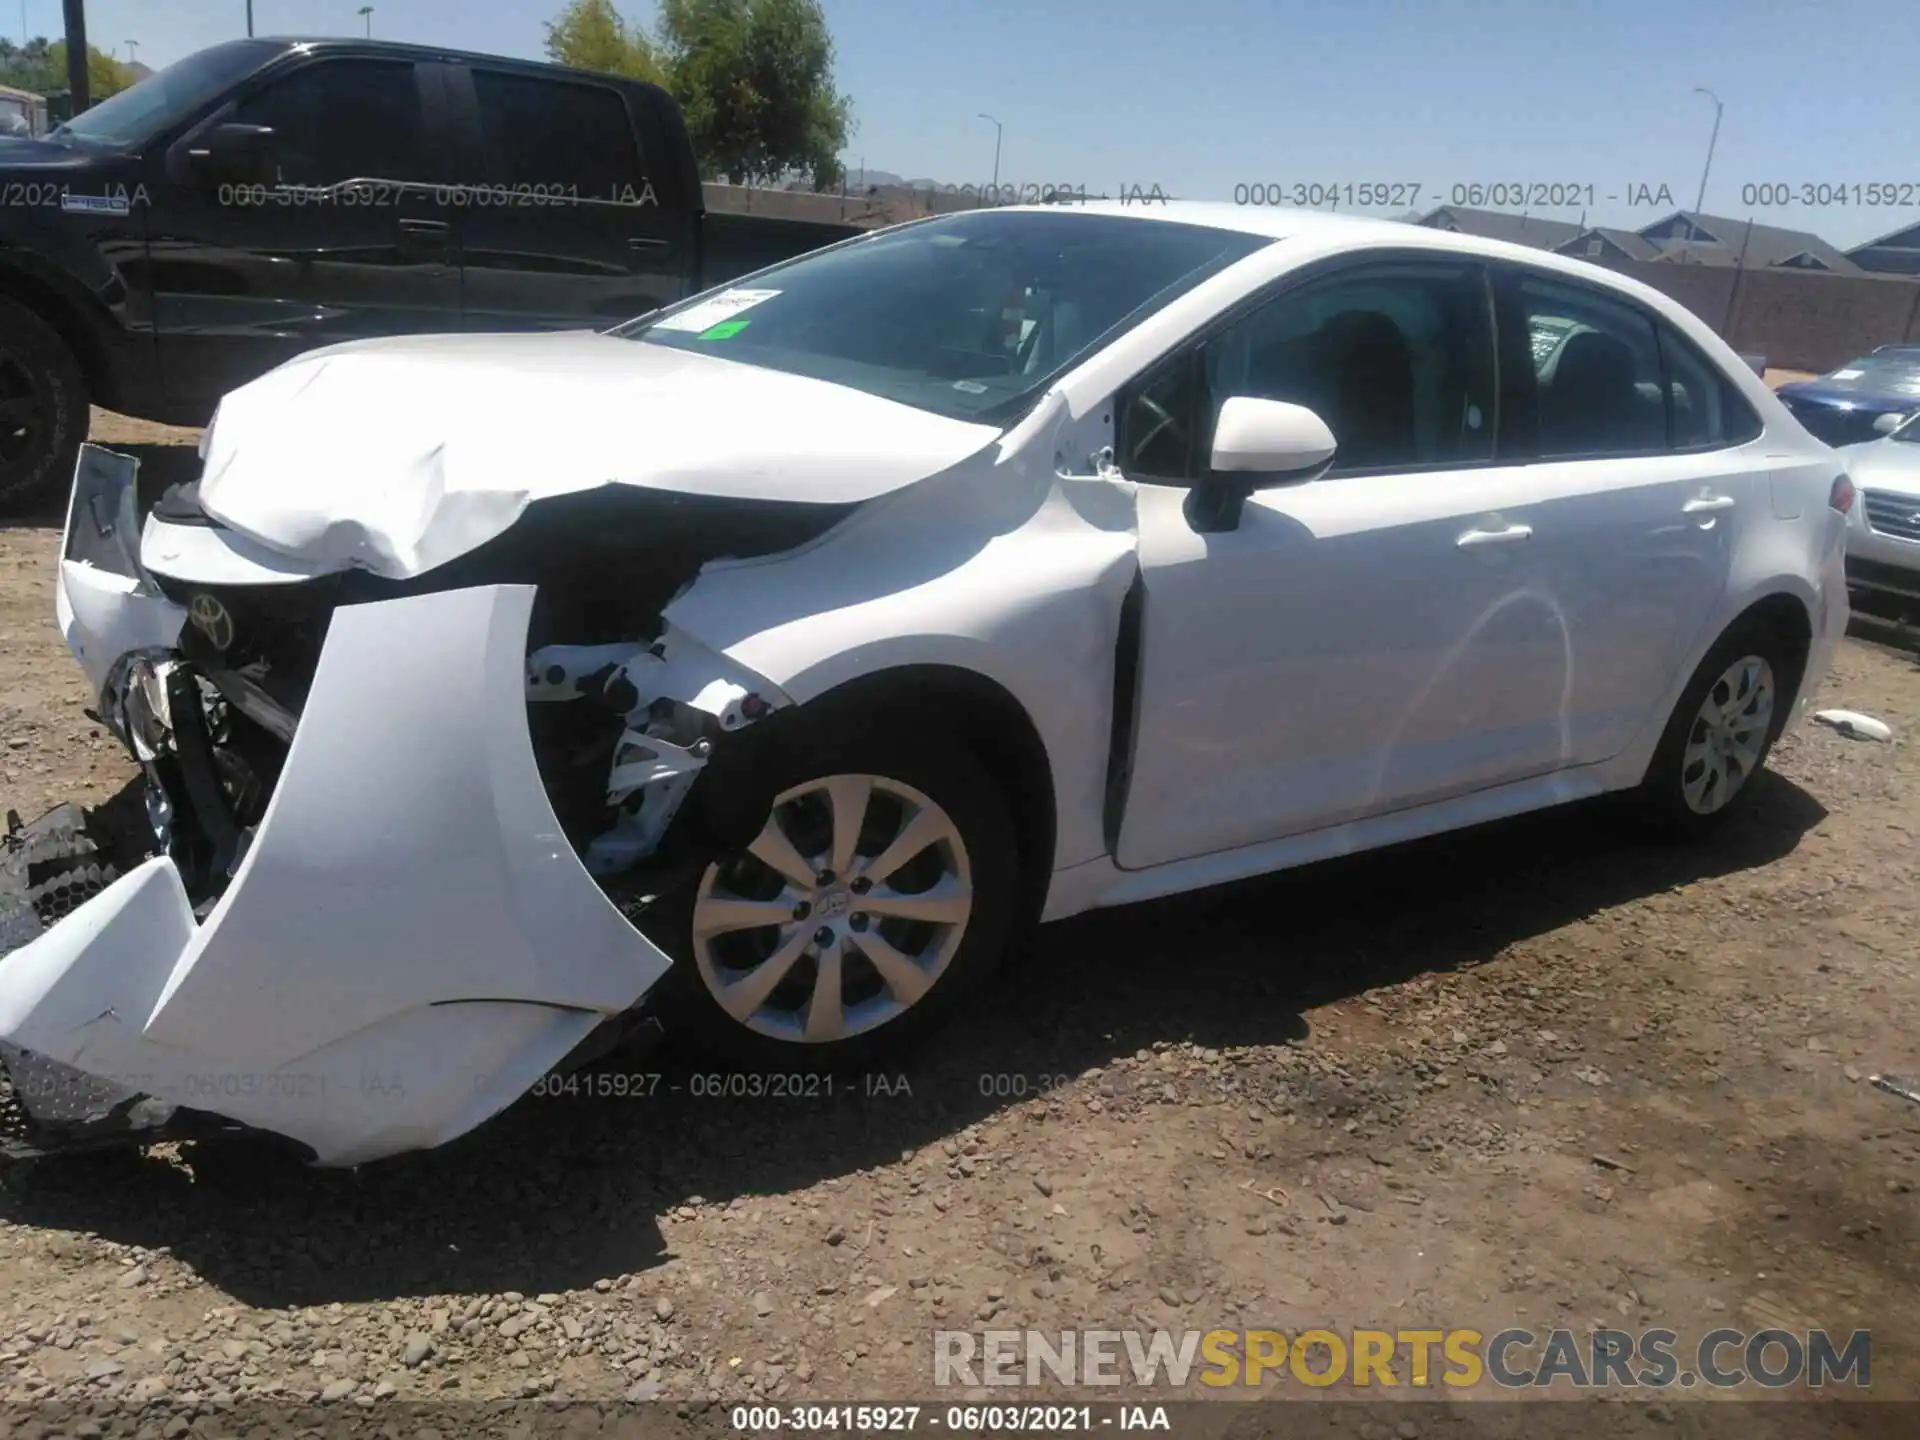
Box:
[542, 0, 665, 87]
[0, 39, 136, 100]
[53, 41, 139, 100]
[655, 0, 851, 190]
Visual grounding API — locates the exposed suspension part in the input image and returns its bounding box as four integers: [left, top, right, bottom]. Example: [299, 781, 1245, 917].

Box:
[526, 629, 785, 880]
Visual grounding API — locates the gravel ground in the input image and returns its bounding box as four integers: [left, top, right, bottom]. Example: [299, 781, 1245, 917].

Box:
[0, 412, 1915, 1433]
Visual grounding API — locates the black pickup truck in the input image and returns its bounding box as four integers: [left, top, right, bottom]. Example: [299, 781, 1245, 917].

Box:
[0, 36, 866, 513]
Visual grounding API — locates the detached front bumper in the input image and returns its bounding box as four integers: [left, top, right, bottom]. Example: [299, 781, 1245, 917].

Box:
[2, 451, 674, 1166]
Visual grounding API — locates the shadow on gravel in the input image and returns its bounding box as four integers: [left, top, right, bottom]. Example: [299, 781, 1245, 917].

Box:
[0, 772, 1826, 1308]
[0, 443, 201, 530]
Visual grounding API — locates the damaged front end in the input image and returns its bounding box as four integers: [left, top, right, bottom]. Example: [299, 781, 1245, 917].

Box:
[0, 446, 820, 1166]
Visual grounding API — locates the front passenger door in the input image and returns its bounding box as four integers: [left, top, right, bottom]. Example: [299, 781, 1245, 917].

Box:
[148, 56, 463, 412]
[1116, 259, 1579, 871]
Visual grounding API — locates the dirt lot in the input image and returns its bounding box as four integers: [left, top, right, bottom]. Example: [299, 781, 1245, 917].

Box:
[0, 412, 1916, 1430]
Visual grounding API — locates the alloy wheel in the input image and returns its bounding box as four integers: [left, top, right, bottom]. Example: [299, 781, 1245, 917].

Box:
[1680, 654, 1774, 815]
[690, 773, 974, 1043]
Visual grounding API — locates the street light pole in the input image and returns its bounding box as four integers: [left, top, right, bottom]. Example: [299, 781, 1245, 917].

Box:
[357, 5, 373, 37]
[1688, 87, 1724, 261]
[977, 113, 1002, 194]
[124, 39, 138, 63]
[246, 1, 254, 37]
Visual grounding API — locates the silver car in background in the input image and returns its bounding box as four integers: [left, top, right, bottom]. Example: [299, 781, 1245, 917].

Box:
[1839, 411, 1920, 609]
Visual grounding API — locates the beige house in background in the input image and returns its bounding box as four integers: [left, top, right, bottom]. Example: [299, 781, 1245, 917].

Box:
[0, 82, 47, 138]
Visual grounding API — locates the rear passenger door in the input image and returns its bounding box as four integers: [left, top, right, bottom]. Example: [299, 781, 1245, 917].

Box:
[1491, 267, 1762, 763]
[443, 64, 694, 332]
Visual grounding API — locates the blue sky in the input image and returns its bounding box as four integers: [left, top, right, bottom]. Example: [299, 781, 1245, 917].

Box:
[32, 0, 1919, 249]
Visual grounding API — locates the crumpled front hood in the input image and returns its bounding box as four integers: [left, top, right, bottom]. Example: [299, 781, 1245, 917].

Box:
[192, 330, 1002, 581]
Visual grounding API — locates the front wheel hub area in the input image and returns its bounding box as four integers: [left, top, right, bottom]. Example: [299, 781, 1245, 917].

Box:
[690, 772, 974, 1044]
[1680, 653, 1776, 815]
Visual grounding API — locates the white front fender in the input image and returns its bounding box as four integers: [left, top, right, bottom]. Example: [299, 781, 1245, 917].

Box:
[0, 584, 672, 1166]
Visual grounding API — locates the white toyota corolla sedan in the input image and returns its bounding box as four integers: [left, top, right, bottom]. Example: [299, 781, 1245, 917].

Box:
[3, 201, 1850, 1166]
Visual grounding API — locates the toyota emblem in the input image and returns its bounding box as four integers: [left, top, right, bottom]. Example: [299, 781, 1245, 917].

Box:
[189, 592, 235, 651]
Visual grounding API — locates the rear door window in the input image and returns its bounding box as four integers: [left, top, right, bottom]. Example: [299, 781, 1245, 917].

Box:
[470, 69, 647, 204]
[1659, 324, 1763, 448]
[1501, 274, 1668, 459]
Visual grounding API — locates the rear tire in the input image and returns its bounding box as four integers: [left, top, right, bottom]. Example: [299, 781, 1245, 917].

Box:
[1629, 619, 1795, 838]
[647, 719, 1022, 1072]
[0, 295, 88, 518]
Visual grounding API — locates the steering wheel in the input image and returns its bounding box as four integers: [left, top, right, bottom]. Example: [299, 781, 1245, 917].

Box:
[1128, 392, 1188, 466]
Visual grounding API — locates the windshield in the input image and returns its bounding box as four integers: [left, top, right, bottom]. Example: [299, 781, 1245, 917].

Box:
[52, 39, 278, 147]
[621, 210, 1271, 424]
[1828, 349, 1920, 379]
[1892, 413, 1920, 443]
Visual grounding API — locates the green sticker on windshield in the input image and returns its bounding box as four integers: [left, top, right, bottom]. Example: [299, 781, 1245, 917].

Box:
[698, 319, 751, 340]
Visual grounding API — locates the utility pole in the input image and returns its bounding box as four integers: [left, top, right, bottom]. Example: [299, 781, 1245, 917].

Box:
[1688, 87, 1724, 262]
[60, 0, 88, 114]
[977, 113, 1002, 193]
[246, 1, 254, 37]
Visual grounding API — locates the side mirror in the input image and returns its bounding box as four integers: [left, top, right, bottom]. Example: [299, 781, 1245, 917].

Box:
[184, 122, 279, 189]
[1186, 397, 1338, 533]
[1872, 410, 1911, 436]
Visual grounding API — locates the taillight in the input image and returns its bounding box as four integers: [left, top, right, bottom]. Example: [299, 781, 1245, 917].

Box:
[1829, 474, 1855, 514]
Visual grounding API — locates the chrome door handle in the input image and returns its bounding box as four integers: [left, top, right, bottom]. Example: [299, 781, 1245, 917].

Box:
[1682, 494, 1736, 514]
[1457, 522, 1533, 548]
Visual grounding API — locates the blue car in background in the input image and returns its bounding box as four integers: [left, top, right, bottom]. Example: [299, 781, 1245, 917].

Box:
[1777, 345, 1920, 446]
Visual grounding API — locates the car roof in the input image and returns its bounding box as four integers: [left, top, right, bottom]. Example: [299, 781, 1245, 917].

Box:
[993, 199, 1700, 305]
[248, 35, 667, 93]
[998, 199, 1414, 245]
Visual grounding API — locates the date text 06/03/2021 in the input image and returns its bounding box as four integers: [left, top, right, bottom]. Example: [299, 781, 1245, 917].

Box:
[728, 1404, 1173, 1432]
[464, 1069, 915, 1100]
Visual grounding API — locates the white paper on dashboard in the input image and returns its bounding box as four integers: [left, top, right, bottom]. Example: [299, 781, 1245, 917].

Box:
[653, 289, 783, 333]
